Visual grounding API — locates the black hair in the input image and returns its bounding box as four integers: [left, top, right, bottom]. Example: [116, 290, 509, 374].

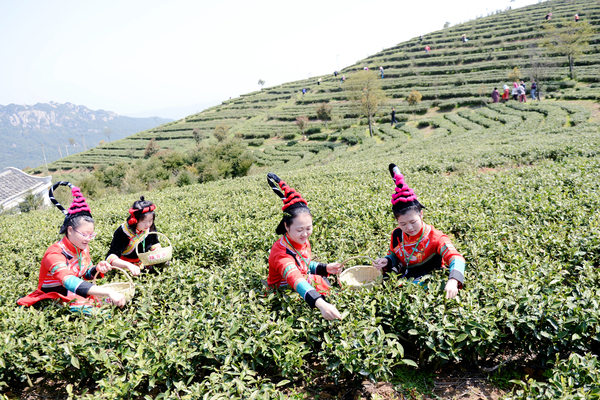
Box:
[59, 215, 95, 235]
[392, 203, 423, 219]
[276, 205, 312, 235]
[494, 87, 498, 90]
[127, 196, 157, 232]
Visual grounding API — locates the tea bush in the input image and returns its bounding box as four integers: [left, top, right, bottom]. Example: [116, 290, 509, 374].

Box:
[3, 99, 600, 398]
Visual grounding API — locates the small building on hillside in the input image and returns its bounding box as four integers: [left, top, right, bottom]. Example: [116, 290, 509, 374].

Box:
[0, 167, 52, 211]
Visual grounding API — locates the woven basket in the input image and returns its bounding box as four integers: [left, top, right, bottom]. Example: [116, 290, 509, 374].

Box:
[136, 232, 173, 266]
[338, 256, 382, 289]
[93, 267, 135, 303]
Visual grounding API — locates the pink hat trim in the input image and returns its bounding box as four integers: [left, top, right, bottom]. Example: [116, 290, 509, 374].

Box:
[67, 186, 91, 215]
[391, 173, 418, 205]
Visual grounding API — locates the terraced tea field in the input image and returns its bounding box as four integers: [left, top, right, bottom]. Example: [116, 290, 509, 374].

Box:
[31, 0, 600, 173]
[2, 94, 600, 398]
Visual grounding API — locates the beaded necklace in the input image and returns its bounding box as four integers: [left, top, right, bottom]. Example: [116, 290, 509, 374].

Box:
[283, 234, 310, 272]
[400, 226, 426, 269]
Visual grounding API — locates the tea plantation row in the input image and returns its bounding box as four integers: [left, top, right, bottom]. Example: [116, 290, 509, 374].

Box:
[2, 105, 600, 398]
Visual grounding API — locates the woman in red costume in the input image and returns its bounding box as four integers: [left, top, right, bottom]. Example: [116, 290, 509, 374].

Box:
[266, 173, 343, 320]
[17, 182, 126, 312]
[373, 164, 466, 299]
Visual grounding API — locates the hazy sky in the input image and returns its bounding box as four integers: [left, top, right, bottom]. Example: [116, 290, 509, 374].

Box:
[0, 0, 542, 118]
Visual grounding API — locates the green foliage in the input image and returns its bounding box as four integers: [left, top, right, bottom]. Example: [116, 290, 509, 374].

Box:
[214, 123, 231, 142]
[508, 354, 600, 399]
[17, 192, 43, 213]
[86, 139, 254, 194]
[407, 90, 423, 107]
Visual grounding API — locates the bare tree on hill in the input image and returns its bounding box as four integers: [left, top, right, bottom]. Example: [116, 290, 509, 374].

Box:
[542, 19, 596, 79]
[103, 128, 113, 142]
[345, 70, 387, 137]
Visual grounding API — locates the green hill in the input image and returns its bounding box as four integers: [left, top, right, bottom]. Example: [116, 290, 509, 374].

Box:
[33, 0, 600, 173]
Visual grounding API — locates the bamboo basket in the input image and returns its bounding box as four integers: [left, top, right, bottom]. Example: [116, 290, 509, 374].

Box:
[136, 232, 173, 266]
[93, 267, 135, 303]
[338, 256, 382, 289]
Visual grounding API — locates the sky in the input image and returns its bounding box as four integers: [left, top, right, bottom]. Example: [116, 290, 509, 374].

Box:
[0, 0, 543, 120]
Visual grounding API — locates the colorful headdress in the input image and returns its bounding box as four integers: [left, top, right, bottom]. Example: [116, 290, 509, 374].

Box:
[389, 164, 424, 211]
[49, 181, 92, 219]
[127, 196, 156, 226]
[267, 173, 308, 211]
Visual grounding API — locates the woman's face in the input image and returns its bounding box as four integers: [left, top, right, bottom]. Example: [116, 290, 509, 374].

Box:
[136, 213, 154, 231]
[396, 210, 423, 237]
[285, 213, 313, 245]
[67, 220, 95, 250]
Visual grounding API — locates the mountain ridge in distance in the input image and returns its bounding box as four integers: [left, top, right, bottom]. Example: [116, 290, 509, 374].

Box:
[0, 101, 173, 170]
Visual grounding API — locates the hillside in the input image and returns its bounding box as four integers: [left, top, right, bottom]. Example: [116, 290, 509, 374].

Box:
[0, 102, 172, 169]
[2, 95, 600, 398]
[36, 0, 600, 173]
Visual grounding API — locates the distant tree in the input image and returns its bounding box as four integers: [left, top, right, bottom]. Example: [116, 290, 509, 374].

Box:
[295, 116, 309, 139]
[529, 44, 554, 100]
[214, 124, 230, 142]
[192, 128, 202, 147]
[144, 138, 160, 158]
[406, 90, 423, 117]
[103, 128, 113, 142]
[508, 66, 522, 82]
[542, 19, 596, 79]
[68, 138, 76, 147]
[316, 103, 332, 129]
[345, 70, 387, 137]
[258, 79, 265, 89]
[443, 21, 451, 29]
[98, 140, 106, 146]
[19, 191, 43, 213]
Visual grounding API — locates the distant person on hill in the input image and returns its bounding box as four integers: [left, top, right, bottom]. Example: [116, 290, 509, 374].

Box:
[517, 84, 526, 103]
[391, 107, 398, 126]
[491, 88, 500, 103]
[531, 80, 537, 100]
[318, 78, 322, 85]
[302, 88, 307, 95]
[364, 66, 369, 71]
[512, 82, 519, 101]
[265, 173, 343, 320]
[380, 66, 384, 78]
[420, 35, 424, 41]
[106, 196, 163, 274]
[334, 71, 338, 77]
[341, 75, 346, 83]
[461, 34, 468, 43]
[545, 13, 552, 20]
[425, 45, 431, 53]
[17, 182, 126, 312]
[575, 13, 580, 22]
[372, 165, 465, 299]
[502, 84, 510, 102]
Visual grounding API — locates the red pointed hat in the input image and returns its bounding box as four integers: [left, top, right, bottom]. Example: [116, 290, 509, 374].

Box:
[267, 172, 308, 211]
[49, 181, 92, 218]
[389, 164, 424, 211]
